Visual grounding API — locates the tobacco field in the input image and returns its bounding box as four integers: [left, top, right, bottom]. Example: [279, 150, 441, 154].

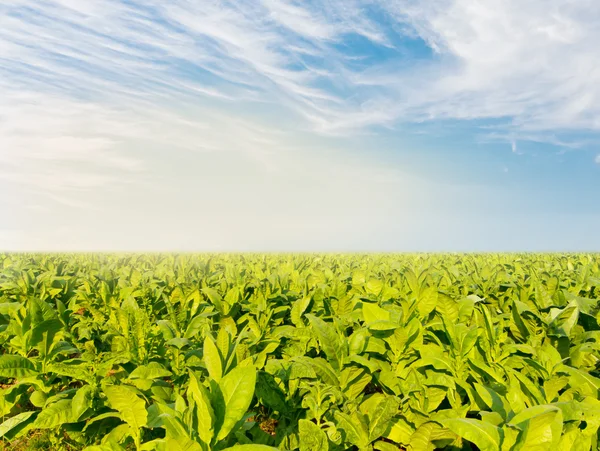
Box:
[1, 254, 600, 450]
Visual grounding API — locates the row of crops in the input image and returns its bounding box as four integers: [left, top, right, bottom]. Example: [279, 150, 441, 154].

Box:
[0, 254, 599, 450]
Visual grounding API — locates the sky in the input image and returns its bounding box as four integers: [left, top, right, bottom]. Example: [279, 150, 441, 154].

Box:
[0, 0, 599, 252]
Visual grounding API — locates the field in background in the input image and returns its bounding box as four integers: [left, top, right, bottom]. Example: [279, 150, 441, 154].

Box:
[0, 253, 599, 450]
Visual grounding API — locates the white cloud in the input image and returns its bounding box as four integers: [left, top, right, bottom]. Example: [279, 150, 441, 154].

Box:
[2, 0, 600, 138]
[376, 0, 600, 135]
[595, 154, 600, 165]
[2, 0, 600, 250]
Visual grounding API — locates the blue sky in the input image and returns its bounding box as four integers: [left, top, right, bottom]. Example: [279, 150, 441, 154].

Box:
[1, 0, 599, 251]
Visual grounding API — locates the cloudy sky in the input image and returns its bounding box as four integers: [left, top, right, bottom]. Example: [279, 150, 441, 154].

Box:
[1, 0, 599, 251]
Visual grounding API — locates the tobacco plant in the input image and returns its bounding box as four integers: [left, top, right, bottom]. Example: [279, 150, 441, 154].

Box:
[0, 253, 599, 450]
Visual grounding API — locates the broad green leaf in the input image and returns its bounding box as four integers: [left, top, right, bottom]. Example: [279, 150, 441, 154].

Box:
[0, 302, 21, 316]
[0, 411, 37, 438]
[0, 355, 37, 378]
[365, 279, 384, 296]
[361, 394, 400, 441]
[204, 335, 223, 382]
[306, 314, 345, 370]
[103, 423, 133, 445]
[334, 411, 369, 448]
[299, 419, 329, 451]
[83, 412, 123, 432]
[164, 438, 204, 451]
[188, 370, 215, 444]
[561, 365, 600, 396]
[29, 318, 63, 348]
[104, 385, 148, 430]
[385, 417, 414, 445]
[340, 366, 371, 400]
[215, 365, 257, 441]
[418, 286, 438, 317]
[184, 315, 207, 339]
[202, 288, 224, 314]
[47, 362, 94, 384]
[441, 418, 502, 451]
[362, 302, 390, 324]
[129, 362, 172, 380]
[509, 405, 563, 450]
[408, 422, 442, 451]
[34, 399, 74, 429]
[436, 293, 459, 322]
[374, 442, 400, 451]
[29, 390, 47, 408]
[72, 385, 95, 421]
[291, 296, 312, 326]
[146, 403, 189, 440]
[220, 446, 279, 451]
[511, 300, 531, 341]
[297, 357, 338, 385]
[83, 445, 125, 451]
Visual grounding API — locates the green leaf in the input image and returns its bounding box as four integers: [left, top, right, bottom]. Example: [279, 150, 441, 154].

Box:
[291, 296, 312, 326]
[408, 422, 440, 451]
[561, 365, 600, 396]
[306, 314, 345, 370]
[184, 315, 207, 339]
[72, 385, 95, 421]
[436, 293, 459, 322]
[385, 417, 414, 445]
[362, 394, 400, 441]
[104, 385, 148, 430]
[0, 411, 37, 438]
[146, 403, 189, 440]
[129, 362, 172, 380]
[163, 438, 204, 451]
[46, 362, 94, 384]
[0, 302, 21, 316]
[83, 412, 122, 432]
[340, 367, 371, 400]
[374, 441, 401, 451]
[202, 288, 224, 314]
[204, 335, 223, 382]
[187, 370, 215, 444]
[29, 318, 63, 349]
[29, 390, 47, 408]
[103, 423, 133, 445]
[299, 419, 329, 451]
[0, 355, 37, 378]
[508, 405, 563, 451]
[511, 300, 530, 341]
[34, 399, 74, 429]
[365, 279, 384, 296]
[215, 365, 257, 441]
[83, 443, 126, 451]
[334, 411, 369, 448]
[167, 338, 190, 349]
[220, 446, 279, 451]
[418, 286, 438, 317]
[441, 418, 502, 451]
[362, 303, 391, 324]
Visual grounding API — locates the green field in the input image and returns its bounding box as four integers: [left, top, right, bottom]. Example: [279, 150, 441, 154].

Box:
[1, 254, 600, 450]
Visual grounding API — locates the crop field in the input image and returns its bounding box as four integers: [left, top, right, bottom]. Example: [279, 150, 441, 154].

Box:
[0, 254, 600, 450]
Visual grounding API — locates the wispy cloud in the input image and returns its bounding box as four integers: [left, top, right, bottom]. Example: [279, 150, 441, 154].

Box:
[3, 1, 600, 137]
[2, 0, 600, 250]
[376, 0, 600, 134]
